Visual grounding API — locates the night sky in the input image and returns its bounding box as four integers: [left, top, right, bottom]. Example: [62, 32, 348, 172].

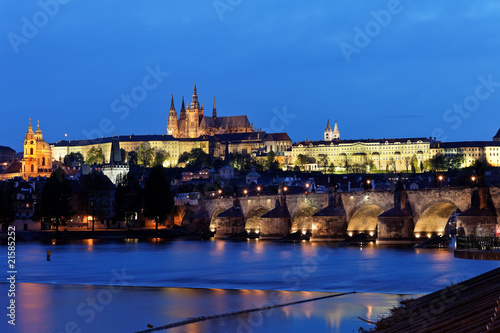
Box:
[2, 0, 500, 152]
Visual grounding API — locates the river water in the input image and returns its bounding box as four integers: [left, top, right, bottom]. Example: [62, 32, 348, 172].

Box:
[1, 239, 499, 333]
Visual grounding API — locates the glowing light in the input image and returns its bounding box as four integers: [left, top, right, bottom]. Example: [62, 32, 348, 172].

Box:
[301, 229, 306, 235]
[415, 234, 420, 238]
[255, 230, 260, 234]
[284, 186, 288, 192]
[257, 186, 261, 191]
[427, 233, 432, 238]
[348, 232, 353, 237]
[350, 196, 354, 200]
[211, 229, 215, 232]
[244, 189, 248, 195]
[369, 232, 374, 237]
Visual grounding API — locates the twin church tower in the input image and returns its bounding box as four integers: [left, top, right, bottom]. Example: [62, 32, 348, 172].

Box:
[324, 119, 340, 141]
[166, 84, 254, 138]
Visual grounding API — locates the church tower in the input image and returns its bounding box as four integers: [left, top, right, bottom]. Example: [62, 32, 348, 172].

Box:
[22, 119, 52, 180]
[166, 95, 178, 137]
[212, 96, 217, 120]
[186, 83, 204, 138]
[332, 120, 340, 140]
[324, 119, 333, 141]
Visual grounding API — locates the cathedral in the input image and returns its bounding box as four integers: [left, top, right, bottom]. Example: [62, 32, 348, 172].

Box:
[167, 84, 254, 138]
[22, 119, 52, 180]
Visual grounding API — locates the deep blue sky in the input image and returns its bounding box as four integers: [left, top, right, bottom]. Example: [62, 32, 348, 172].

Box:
[2, 0, 500, 152]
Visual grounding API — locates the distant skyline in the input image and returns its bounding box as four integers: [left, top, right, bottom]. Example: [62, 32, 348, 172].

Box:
[2, 0, 500, 152]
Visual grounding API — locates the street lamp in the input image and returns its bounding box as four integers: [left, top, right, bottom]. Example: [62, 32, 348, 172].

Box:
[218, 189, 222, 197]
[244, 189, 248, 196]
[257, 186, 261, 196]
[283, 186, 288, 193]
[438, 175, 443, 188]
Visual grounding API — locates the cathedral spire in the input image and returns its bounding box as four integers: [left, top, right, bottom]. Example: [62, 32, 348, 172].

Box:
[180, 96, 186, 120]
[170, 95, 175, 111]
[212, 96, 217, 119]
[191, 82, 200, 109]
[325, 119, 332, 131]
[332, 120, 340, 140]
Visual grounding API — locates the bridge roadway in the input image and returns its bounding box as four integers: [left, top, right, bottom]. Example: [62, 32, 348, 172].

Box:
[187, 187, 500, 242]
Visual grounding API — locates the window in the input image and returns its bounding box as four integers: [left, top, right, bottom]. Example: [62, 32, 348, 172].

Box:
[30, 148, 33, 155]
[31, 165, 34, 172]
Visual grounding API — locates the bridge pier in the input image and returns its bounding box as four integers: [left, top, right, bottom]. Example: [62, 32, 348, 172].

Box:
[377, 191, 416, 244]
[213, 199, 245, 239]
[260, 197, 291, 240]
[457, 188, 497, 236]
[311, 193, 347, 241]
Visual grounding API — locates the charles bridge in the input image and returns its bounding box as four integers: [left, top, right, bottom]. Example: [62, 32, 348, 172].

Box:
[183, 187, 500, 243]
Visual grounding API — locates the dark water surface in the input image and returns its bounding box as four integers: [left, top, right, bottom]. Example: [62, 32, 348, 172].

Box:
[1, 239, 499, 332]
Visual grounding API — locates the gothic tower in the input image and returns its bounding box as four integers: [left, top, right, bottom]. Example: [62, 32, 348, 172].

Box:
[324, 119, 333, 141]
[332, 120, 340, 140]
[186, 83, 204, 138]
[212, 96, 217, 120]
[166, 95, 178, 137]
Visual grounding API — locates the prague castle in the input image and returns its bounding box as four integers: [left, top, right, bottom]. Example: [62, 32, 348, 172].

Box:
[167, 84, 254, 138]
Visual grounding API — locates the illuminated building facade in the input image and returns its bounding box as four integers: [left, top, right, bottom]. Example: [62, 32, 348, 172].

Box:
[21, 119, 52, 180]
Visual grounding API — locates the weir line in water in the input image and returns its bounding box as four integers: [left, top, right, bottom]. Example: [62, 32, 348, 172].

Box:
[135, 291, 357, 332]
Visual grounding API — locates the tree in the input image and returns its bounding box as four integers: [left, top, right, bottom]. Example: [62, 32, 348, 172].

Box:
[138, 143, 154, 167]
[447, 154, 465, 170]
[63, 152, 84, 167]
[404, 156, 411, 172]
[143, 165, 174, 231]
[318, 154, 329, 173]
[127, 151, 138, 166]
[0, 182, 15, 231]
[86, 147, 104, 165]
[295, 154, 308, 168]
[114, 172, 141, 229]
[80, 172, 114, 231]
[153, 149, 169, 167]
[230, 153, 254, 171]
[266, 151, 276, 171]
[430, 154, 446, 171]
[39, 169, 73, 232]
[179, 148, 212, 169]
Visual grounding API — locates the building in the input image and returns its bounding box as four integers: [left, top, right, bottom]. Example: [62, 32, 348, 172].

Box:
[431, 141, 500, 168]
[289, 137, 433, 172]
[102, 139, 129, 184]
[0, 146, 15, 163]
[167, 84, 254, 138]
[52, 135, 210, 167]
[324, 120, 340, 141]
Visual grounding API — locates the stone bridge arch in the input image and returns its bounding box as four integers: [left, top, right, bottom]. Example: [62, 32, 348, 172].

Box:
[413, 201, 459, 237]
[245, 206, 269, 231]
[209, 207, 226, 232]
[347, 204, 385, 236]
[291, 205, 320, 233]
[407, 188, 472, 237]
